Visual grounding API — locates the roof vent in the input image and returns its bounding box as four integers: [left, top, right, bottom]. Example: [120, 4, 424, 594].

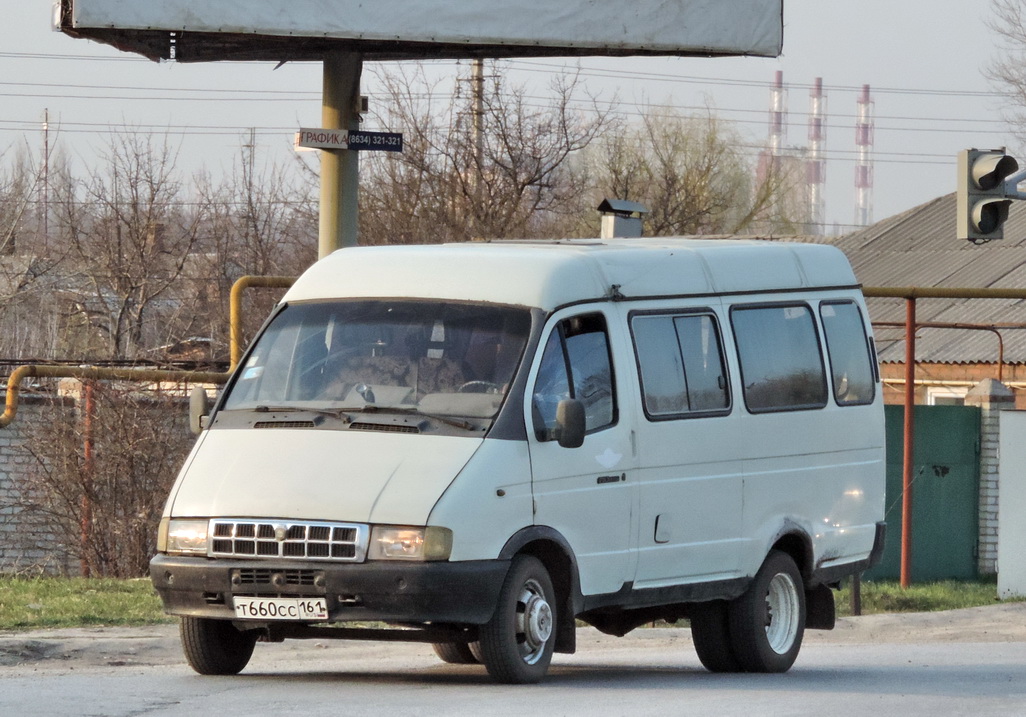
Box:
[598, 198, 648, 239]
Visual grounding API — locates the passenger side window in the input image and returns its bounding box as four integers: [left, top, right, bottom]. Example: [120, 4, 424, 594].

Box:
[731, 304, 827, 413]
[820, 301, 876, 405]
[632, 313, 729, 418]
[532, 314, 616, 440]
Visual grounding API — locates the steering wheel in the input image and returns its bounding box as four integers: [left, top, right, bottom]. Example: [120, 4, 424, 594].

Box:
[458, 380, 502, 394]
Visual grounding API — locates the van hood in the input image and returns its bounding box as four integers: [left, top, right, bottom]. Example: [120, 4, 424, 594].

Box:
[168, 428, 482, 525]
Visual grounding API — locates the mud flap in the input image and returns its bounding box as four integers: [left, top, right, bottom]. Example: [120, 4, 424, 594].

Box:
[805, 583, 836, 630]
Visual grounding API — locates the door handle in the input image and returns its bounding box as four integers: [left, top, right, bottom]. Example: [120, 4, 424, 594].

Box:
[596, 473, 626, 485]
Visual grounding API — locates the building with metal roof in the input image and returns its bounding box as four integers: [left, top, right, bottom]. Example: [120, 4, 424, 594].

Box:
[828, 193, 1026, 405]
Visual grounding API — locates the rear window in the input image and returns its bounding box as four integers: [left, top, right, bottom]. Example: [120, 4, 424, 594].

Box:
[731, 304, 827, 413]
[820, 301, 876, 405]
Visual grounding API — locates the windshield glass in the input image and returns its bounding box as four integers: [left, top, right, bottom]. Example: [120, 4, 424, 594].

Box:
[224, 300, 532, 418]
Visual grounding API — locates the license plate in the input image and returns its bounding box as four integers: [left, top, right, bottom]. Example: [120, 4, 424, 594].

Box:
[233, 596, 328, 621]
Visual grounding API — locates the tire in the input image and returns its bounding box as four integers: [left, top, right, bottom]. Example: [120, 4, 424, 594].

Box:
[728, 550, 806, 673]
[689, 600, 741, 672]
[478, 555, 557, 684]
[431, 641, 480, 664]
[180, 617, 258, 675]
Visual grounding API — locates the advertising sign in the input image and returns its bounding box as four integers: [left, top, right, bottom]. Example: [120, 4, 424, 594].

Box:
[61, 0, 784, 62]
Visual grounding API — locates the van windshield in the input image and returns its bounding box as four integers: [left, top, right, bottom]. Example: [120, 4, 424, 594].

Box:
[223, 300, 531, 419]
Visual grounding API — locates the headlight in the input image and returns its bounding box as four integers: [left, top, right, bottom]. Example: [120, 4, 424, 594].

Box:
[162, 519, 209, 556]
[368, 526, 452, 561]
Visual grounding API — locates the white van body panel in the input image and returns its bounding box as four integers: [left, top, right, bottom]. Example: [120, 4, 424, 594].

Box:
[280, 239, 857, 311]
[724, 291, 885, 578]
[282, 243, 611, 310]
[524, 305, 640, 596]
[428, 438, 534, 562]
[631, 413, 746, 589]
[168, 429, 481, 525]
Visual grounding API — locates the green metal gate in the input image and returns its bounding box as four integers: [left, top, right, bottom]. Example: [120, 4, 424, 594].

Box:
[865, 404, 981, 581]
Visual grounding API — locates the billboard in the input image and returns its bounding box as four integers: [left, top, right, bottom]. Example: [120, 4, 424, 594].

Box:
[59, 0, 783, 62]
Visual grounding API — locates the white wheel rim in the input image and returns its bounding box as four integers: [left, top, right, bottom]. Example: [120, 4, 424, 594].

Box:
[764, 572, 800, 654]
[516, 578, 553, 665]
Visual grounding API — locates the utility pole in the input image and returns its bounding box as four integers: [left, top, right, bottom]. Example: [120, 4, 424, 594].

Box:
[244, 127, 256, 181]
[319, 53, 363, 257]
[42, 108, 49, 249]
[472, 58, 485, 230]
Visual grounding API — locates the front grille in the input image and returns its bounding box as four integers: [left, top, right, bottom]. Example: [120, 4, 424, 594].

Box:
[235, 568, 321, 586]
[209, 519, 367, 562]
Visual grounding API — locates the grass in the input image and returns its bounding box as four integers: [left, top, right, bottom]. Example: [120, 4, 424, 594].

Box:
[835, 578, 1017, 617]
[0, 576, 1019, 632]
[0, 576, 172, 631]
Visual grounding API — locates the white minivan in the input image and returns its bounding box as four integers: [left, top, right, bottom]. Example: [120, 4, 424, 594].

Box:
[151, 238, 886, 683]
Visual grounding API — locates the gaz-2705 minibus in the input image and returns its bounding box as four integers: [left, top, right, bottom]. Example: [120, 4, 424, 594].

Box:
[151, 238, 886, 684]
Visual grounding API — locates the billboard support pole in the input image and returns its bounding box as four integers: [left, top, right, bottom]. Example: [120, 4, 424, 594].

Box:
[319, 52, 363, 257]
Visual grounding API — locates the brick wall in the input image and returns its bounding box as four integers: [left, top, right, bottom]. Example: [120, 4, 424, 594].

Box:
[978, 407, 1001, 574]
[0, 395, 78, 575]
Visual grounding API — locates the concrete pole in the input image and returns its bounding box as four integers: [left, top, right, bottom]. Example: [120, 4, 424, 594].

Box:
[319, 53, 363, 258]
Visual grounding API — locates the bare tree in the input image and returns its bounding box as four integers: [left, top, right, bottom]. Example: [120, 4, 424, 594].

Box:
[0, 146, 36, 256]
[193, 138, 317, 354]
[987, 0, 1026, 144]
[0, 141, 76, 361]
[50, 130, 204, 359]
[360, 62, 612, 244]
[18, 383, 193, 577]
[586, 109, 807, 236]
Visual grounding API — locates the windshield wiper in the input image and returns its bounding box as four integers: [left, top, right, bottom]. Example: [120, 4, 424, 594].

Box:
[353, 405, 475, 431]
[253, 404, 476, 431]
[253, 405, 350, 421]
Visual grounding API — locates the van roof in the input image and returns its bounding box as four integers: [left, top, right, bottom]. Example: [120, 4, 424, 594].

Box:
[282, 238, 859, 310]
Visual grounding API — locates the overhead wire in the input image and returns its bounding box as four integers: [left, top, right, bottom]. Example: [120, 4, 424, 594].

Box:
[0, 48, 1012, 229]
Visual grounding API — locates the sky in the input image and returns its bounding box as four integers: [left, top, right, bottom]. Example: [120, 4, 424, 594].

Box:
[0, 0, 1009, 235]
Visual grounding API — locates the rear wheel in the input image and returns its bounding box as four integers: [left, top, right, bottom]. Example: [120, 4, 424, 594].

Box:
[478, 555, 556, 684]
[180, 617, 258, 675]
[689, 600, 741, 672]
[728, 550, 806, 673]
[431, 641, 480, 664]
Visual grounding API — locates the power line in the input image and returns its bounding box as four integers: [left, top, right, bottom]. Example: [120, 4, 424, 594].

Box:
[0, 49, 1015, 102]
[0, 73, 1011, 126]
[506, 59, 1012, 99]
[0, 79, 319, 97]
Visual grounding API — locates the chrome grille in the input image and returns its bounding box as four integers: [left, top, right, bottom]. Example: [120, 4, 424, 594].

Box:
[209, 519, 367, 562]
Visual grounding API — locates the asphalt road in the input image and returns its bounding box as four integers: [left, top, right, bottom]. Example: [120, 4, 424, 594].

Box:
[1, 603, 1024, 716]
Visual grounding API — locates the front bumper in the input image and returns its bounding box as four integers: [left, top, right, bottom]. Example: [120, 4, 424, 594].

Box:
[150, 554, 510, 625]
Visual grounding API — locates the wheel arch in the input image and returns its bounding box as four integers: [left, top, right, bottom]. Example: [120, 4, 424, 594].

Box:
[769, 528, 836, 630]
[770, 529, 814, 582]
[498, 526, 581, 654]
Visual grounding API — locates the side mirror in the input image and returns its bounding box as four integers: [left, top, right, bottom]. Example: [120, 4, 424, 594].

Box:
[555, 399, 586, 449]
[189, 385, 211, 435]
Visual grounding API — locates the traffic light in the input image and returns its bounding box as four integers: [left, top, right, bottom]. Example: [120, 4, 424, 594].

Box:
[957, 149, 1019, 244]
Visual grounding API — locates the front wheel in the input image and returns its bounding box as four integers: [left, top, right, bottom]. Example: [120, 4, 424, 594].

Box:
[478, 555, 557, 684]
[431, 641, 480, 665]
[728, 550, 806, 673]
[180, 617, 258, 675]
